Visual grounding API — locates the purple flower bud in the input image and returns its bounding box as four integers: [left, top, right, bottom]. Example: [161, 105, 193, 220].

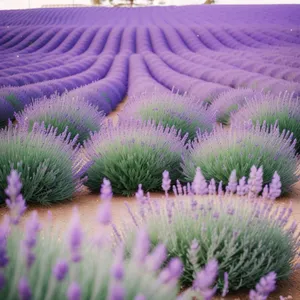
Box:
[132, 229, 150, 263]
[67, 282, 81, 300]
[208, 179, 216, 195]
[248, 166, 263, 197]
[22, 211, 41, 269]
[192, 167, 208, 195]
[249, 272, 276, 300]
[100, 178, 112, 202]
[67, 207, 83, 263]
[53, 260, 69, 281]
[0, 215, 10, 268]
[135, 184, 144, 203]
[5, 170, 26, 225]
[18, 277, 31, 300]
[111, 246, 124, 281]
[145, 243, 167, 271]
[162, 170, 171, 194]
[168, 258, 183, 280]
[268, 171, 281, 200]
[97, 201, 112, 225]
[237, 176, 248, 196]
[193, 259, 218, 300]
[227, 170, 237, 193]
[134, 295, 146, 300]
[109, 283, 125, 300]
[262, 185, 269, 199]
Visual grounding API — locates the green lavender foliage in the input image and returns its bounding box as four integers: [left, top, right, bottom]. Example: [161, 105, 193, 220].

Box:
[120, 92, 216, 140]
[1, 227, 178, 300]
[84, 120, 187, 196]
[123, 195, 298, 291]
[15, 94, 105, 144]
[0, 123, 84, 204]
[231, 92, 300, 153]
[182, 123, 298, 193]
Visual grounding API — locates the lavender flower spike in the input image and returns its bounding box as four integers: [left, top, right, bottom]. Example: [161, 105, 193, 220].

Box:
[162, 170, 171, 196]
[268, 172, 282, 200]
[222, 272, 229, 297]
[18, 277, 31, 300]
[193, 259, 218, 300]
[67, 207, 83, 263]
[100, 178, 113, 202]
[22, 211, 41, 269]
[145, 243, 167, 272]
[67, 282, 81, 300]
[237, 176, 248, 196]
[53, 260, 69, 281]
[159, 257, 183, 284]
[192, 167, 208, 195]
[5, 170, 26, 225]
[249, 272, 277, 300]
[227, 170, 237, 193]
[132, 228, 150, 263]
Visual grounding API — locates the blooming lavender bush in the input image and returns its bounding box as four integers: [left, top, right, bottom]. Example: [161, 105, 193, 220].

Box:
[120, 92, 216, 140]
[209, 88, 257, 124]
[15, 93, 105, 144]
[0, 122, 86, 204]
[231, 92, 300, 153]
[0, 171, 179, 300]
[122, 170, 299, 291]
[84, 119, 187, 195]
[182, 122, 298, 193]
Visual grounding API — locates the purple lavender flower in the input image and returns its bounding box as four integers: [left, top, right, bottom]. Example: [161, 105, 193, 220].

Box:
[249, 272, 276, 300]
[132, 229, 150, 263]
[5, 170, 26, 225]
[97, 201, 112, 226]
[111, 246, 124, 281]
[162, 170, 171, 195]
[67, 282, 81, 300]
[193, 259, 218, 300]
[227, 170, 237, 193]
[262, 185, 269, 199]
[18, 277, 31, 300]
[268, 171, 282, 200]
[192, 167, 208, 195]
[159, 258, 183, 284]
[145, 243, 167, 272]
[109, 283, 125, 300]
[208, 179, 216, 195]
[100, 178, 113, 202]
[0, 215, 10, 268]
[67, 207, 83, 263]
[53, 260, 69, 281]
[134, 295, 146, 300]
[248, 166, 263, 197]
[22, 211, 41, 269]
[237, 176, 248, 196]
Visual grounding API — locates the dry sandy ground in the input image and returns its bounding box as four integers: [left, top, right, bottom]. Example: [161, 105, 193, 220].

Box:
[0, 98, 299, 299]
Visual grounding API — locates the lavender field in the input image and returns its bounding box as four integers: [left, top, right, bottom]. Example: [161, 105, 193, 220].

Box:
[0, 4, 300, 300]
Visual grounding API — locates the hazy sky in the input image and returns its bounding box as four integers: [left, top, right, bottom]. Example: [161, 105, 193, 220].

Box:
[1, 0, 300, 10]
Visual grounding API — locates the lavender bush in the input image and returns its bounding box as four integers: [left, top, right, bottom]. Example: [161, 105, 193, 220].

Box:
[0, 122, 86, 204]
[122, 170, 299, 291]
[209, 88, 257, 124]
[120, 92, 216, 140]
[182, 122, 298, 193]
[84, 119, 187, 195]
[0, 171, 180, 300]
[231, 92, 300, 153]
[15, 93, 105, 144]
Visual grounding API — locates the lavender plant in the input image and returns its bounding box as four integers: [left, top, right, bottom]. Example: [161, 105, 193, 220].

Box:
[182, 122, 298, 193]
[209, 88, 257, 124]
[122, 170, 299, 291]
[0, 122, 86, 204]
[84, 119, 187, 195]
[231, 92, 300, 153]
[15, 93, 105, 144]
[0, 171, 179, 300]
[120, 92, 216, 140]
